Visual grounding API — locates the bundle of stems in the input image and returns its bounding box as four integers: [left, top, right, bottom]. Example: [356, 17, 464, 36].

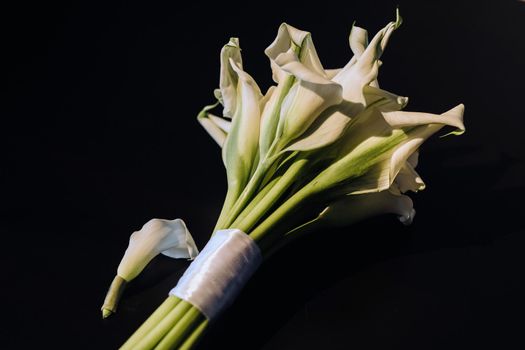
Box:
[119, 10, 465, 349]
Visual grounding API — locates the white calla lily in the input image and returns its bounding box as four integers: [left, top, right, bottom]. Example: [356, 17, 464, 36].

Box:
[283, 85, 407, 152]
[265, 23, 327, 81]
[101, 218, 198, 318]
[308, 104, 464, 196]
[273, 14, 402, 153]
[395, 161, 426, 193]
[264, 25, 343, 150]
[118, 218, 198, 280]
[318, 187, 416, 228]
[382, 104, 466, 135]
[333, 10, 402, 108]
[208, 114, 232, 134]
[222, 57, 262, 186]
[275, 52, 343, 144]
[216, 49, 264, 224]
[258, 23, 340, 157]
[218, 38, 243, 118]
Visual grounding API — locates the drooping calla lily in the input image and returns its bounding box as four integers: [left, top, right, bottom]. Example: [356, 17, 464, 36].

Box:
[101, 218, 198, 318]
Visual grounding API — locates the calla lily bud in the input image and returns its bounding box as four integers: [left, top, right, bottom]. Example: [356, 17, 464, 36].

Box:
[101, 218, 198, 318]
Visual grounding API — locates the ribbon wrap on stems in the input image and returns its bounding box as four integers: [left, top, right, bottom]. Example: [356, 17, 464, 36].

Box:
[170, 229, 262, 320]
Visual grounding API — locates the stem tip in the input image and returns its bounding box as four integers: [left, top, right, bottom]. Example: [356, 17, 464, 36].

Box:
[101, 275, 127, 318]
[102, 308, 113, 319]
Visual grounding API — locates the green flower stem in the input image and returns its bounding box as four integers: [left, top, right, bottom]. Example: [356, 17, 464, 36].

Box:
[214, 76, 295, 232]
[131, 299, 192, 350]
[237, 158, 310, 234]
[101, 275, 127, 318]
[264, 215, 325, 259]
[179, 319, 209, 350]
[215, 159, 272, 231]
[213, 182, 243, 232]
[153, 307, 204, 350]
[249, 183, 315, 254]
[230, 174, 282, 228]
[120, 296, 180, 349]
[250, 129, 414, 253]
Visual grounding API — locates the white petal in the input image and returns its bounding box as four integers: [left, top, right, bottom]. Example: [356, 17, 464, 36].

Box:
[265, 23, 326, 82]
[349, 24, 368, 59]
[319, 189, 415, 227]
[274, 51, 333, 85]
[219, 38, 242, 118]
[394, 161, 426, 193]
[333, 14, 401, 109]
[363, 85, 408, 111]
[325, 68, 342, 79]
[261, 23, 342, 154]
[386, 105, 465, 191]
[283, 101, 357, 152]
[281, 82, 343, 143]
[273, 51, 343, 143]
[117, 218, 199, 282]
[208, 114, 232, 133]
[222, 59, 262, 187]
[197, 103, 227, 147]
[259, 86, 276, 112]
[314, 103, 464, 195]
[382, 104, 465, 133]
[407, 149, 419, 168]
[259, 81, 290, 157]
[388, 137, 427, 186]
[284, 85, 409, 152]
[161, 219, 199, 259]
[198, 116, 227, 147]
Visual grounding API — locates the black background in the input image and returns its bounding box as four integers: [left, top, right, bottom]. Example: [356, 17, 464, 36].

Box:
[4, 0, 525, 349]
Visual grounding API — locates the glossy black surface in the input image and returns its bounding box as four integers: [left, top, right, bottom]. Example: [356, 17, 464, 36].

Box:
[4, 1, 525, 349]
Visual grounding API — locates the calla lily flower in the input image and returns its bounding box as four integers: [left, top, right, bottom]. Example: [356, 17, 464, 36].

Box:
[304, 147, 423, 230]
[199, 11, 405, 158]
[264, 24, 343, 147]
[196, 9, 463, 224]
[317, 187, 416, 228]
[101, 218, 198, 318]
[196, 10, 463, 234]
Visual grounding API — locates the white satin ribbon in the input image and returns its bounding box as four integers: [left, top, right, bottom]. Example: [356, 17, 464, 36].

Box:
[169, 229, 262, 320]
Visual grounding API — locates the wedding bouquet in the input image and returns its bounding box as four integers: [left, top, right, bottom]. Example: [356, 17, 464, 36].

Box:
[102, 10, 465, 349]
